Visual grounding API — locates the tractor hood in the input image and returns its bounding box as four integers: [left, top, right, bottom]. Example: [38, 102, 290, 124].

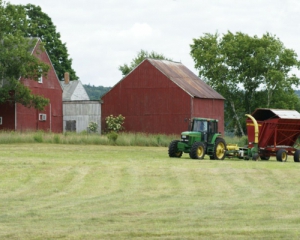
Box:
[181, 131, 200, 136]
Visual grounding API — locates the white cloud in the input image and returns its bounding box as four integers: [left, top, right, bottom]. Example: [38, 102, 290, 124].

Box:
[119, 23, 154, 39]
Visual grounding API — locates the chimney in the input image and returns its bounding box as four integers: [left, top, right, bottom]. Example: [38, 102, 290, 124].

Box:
[64, 72, 70, 84]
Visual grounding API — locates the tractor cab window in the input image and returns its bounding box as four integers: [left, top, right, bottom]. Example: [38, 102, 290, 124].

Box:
[192, 120, 207, 132]
[208, 121, 218, 134]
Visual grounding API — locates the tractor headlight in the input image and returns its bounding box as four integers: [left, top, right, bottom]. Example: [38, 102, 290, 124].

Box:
[181, 135, 189, 142]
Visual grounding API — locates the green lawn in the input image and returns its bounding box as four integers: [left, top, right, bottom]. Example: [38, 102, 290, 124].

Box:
[1, 144, 300, 239]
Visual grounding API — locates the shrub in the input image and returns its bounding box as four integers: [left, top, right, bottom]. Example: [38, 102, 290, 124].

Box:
[105, 114, 125, 133]
[107, 131, 118, 143]
[88, 122, 98, 133]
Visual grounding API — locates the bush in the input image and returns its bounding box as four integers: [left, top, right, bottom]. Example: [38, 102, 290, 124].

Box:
[105, 114, 125, 133]
[107, 131, 118, 143]
[88, 122, 98, 133]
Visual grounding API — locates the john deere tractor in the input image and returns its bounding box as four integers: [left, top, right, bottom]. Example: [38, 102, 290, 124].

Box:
[168, 118, 227, 160]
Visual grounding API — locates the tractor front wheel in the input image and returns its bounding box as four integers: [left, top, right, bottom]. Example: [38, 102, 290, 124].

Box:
[189, 142, 206, 160]
[276, 149, 288, 162]
[213, 138, 226, 160]
[168, 140, 182, 158]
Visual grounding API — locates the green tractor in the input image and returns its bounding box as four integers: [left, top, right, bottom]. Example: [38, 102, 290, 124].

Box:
[168, 118, 227, 160]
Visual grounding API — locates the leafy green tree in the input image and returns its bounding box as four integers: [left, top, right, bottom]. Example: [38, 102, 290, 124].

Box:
[6, 3, 78, 81]
[0, 1, 50, 110]
[119, 50, 172, 76]
[190, 31, 300, 135]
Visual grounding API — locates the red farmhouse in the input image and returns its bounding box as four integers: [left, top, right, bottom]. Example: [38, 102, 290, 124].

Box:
[0, 39, 63, 132]
[101, 59, 225, 135]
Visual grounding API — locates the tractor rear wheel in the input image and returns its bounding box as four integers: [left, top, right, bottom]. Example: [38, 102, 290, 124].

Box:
[213, 138, 226, 160]
[168, 140, 182, 158]
[294, 149, 300, 162]
[276, 149, 288, 162]
[189, 142, 205, 159]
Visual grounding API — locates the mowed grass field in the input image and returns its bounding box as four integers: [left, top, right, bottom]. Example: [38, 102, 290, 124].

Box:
[1, 144, 300, 239]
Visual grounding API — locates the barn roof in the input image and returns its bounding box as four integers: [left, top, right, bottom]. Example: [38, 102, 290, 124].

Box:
[147, 59, 225, 100]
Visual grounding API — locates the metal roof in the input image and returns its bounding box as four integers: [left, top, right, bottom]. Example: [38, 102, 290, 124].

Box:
[60, 80, 90, 101]
[60, 80, 79, 100]
[147, 59, 225, 100]
[251, 108, 300, 121]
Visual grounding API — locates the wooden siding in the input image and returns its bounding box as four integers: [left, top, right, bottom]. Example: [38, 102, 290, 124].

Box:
[63, 101, 101, 133]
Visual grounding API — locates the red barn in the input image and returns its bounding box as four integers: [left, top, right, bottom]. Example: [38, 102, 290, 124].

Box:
[0, 39, 63, 132]
[101, 59, 225, 135]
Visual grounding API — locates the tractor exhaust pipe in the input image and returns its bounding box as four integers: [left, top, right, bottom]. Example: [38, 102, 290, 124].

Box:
[245, 114, 259, 144]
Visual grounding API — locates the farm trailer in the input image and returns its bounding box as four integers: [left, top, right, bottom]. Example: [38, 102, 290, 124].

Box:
[227, 108, 300, 162]
[169, 108, 300, 162]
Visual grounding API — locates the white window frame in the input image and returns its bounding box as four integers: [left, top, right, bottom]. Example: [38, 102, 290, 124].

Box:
[38, 66, 43, 83]
[38, 75, 43, 83]
[39, 113, 47, 121]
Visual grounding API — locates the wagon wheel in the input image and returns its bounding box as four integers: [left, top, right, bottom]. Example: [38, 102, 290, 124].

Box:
[294, 149, 300, 162]
[261, 155, 270, 160]
[260, 151, 270, 160]
[168, 140, 182, 158]
[213, 138, 226, 160]
[276, 149, 288, 162]
[189, 142, 205, 160]
[252, 153, 259, 161]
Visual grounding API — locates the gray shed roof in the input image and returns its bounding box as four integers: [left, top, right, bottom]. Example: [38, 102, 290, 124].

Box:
[60, 80, 79, 100]
[147, 59, 225, 100]
[251, 108, 300, 121]
[60, 80, 90, 101]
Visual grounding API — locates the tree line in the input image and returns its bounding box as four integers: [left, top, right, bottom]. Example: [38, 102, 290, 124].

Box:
[84, 84, 111, 100]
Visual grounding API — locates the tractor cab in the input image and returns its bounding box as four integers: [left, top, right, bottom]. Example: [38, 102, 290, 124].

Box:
[190, 118, 218, 142]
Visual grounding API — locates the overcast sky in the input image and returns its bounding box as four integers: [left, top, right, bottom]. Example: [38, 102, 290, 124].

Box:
[7, 0, 300, 87]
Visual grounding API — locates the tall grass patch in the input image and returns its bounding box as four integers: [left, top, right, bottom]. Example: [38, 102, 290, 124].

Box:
[0, 131, 178, 147]
[0, 130, 246, 147]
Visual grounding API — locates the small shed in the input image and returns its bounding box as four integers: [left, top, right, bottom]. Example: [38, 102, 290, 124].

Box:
[63, 100, 101, 133]
[101, 59, 225, 135]
[60, 75, 101, 133]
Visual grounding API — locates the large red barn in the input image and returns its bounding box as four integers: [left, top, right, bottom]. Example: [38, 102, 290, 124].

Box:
[0, 39, 63, 132]
[101, 59, 225, 135]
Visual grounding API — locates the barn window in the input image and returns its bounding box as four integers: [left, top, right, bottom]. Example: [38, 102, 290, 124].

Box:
[0, 117, 2, 125]
[38, 67, 43, 83]
[39, 113, 47, 121]
[66, 120, 76, 132]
